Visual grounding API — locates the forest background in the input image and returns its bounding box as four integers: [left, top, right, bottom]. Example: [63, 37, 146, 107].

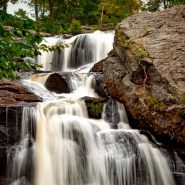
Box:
[0, 0, 185, 80]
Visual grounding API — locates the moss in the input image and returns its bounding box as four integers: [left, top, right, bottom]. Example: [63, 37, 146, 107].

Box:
[145, 94, 165, 112]
[116, 28, 149, 58]
[171, 110, 182, 123]
[86, 102, 104, 119]
[180, 93, 185, 117]
[144, 23, 149, 33]
[181, 108, 185, 118]
[180, 93, 185, 105]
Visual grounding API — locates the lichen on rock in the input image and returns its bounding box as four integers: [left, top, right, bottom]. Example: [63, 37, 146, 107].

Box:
[116, 28, 149, 59]
[92, 6, 185, 150]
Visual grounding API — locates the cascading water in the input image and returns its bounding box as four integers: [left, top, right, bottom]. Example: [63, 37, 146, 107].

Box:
[6, 30, 185, 185]
[7, 106, 36, 185]
[37, 30, 114, 71]
[7, 100, 179, 185]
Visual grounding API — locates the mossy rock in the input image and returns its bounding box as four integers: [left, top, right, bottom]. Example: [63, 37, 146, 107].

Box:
[116, 28, 149, 58]
[86, 101, 105, 119]
[83, 97, 107, 119]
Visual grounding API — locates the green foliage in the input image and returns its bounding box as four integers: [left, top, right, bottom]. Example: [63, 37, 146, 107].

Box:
[0, 10, 37, 30]
[99, 0, 143, 25]
[38, 18, 65, 34]
[0, 0, 19, 11]
[20, 0, 144, 33]
[86, 102, 104, 119]
[0, 23, 43, 80]
[146, 94, 165, 112]
[146, 0, 185, 12]
[181, 108, 185, 116]
[69, 20, 82, 35]
[76, 0, 99, 25]
[116, 29, 149, 58]
[146, 0, 161, 12]
[14, 8, 28, 19]
[0, 11, 68, 80]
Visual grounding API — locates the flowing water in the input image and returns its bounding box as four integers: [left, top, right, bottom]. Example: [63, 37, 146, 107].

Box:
[6, 31, 185, 185]
[37, 30, 114, 71]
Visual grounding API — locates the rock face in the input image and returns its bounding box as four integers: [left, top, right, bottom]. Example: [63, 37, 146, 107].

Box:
[0, 106, 22, 176]
[0, 80, 40, 180]
[0, 80, 41, 105]
[92, 6, 185, 146]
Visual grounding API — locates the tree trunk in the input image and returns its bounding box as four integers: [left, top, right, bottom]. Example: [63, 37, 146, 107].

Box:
[48, 0, 55, 32]
[34, 0, 39, 21]
[40, 0, 46, 18]
[2, 0, 8, 12]
[48, 0, 54, 21]
[100, 6, 104, 29]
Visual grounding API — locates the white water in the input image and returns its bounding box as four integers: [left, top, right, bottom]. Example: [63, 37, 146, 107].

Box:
[37, 30, 114, 71]
[21, 72, 97, 100]
[7, 30, 183, 185]
[8, 100, 176, 185]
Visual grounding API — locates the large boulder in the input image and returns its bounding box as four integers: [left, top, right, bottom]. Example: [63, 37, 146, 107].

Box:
[92, 6, 185, 146]
[44, 73, 70, 94]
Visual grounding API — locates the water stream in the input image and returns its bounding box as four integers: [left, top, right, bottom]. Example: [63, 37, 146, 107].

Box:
[37, 30, 114, 71]
[6, 31, 185, 185]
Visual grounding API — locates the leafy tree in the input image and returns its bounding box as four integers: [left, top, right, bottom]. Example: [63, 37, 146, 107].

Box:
[147, 0, 185, 11]
[14, 8, 28, 18]
[22, 0, 49, 20]
[0, 23, 43, 80]
[0, 10, 68, 80]
[80, 0, 99, 25]
[34, 0, 39, 21]
[48, 0, 57, 22]
[99, 0, 142, 26]
[0, 0, 19, 12]
[69, 19, 81, 34]
[0, 0, 9, 12]
[19, 0, 144, 33]
[0, 9, 37, 29]
[172, 0, 185, 5]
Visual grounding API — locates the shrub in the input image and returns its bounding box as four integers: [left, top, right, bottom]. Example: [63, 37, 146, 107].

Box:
[69, 20, 81, 35]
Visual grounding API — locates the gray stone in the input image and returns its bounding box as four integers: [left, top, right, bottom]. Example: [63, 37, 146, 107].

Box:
[92, 6, 185, 146]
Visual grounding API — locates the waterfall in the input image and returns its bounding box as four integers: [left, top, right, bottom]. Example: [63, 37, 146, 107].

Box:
[5, 30, 185, 185]
[7, 100, 178, 185]
[37, 31, 114, 72]
[7, 106, 36, 185]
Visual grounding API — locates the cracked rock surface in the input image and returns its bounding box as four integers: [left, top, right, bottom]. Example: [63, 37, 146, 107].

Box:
[92, 6, 185, 149]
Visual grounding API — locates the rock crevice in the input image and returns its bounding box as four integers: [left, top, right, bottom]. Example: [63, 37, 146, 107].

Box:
[92, 6, 185, 147]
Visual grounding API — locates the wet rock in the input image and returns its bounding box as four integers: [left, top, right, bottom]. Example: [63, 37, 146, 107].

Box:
[81, 26, 96, 34]
[45, 73, 70, 94]
[0, 80, 39, 177]
[100, 23, 115, 31]
[92, 6, 185, 146]
[82, 96, 107, 119]
[0, 176, 6, 185]
[91, 60, 103, 72]
[31, 73, 50, 85]
[0, 80, 41, 105]
[0, 106, 22, 176]
[93, 73, 110, 97]
[62, 34, 73, 39]
[0, 104, 36, 181]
